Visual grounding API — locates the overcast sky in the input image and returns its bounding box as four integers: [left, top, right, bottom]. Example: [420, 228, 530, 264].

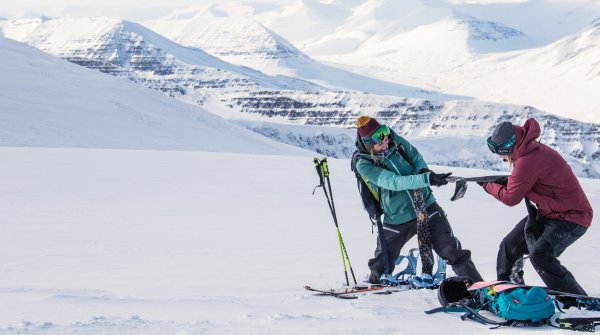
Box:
[0, 0, 207, 21]
[0, 0, 540, 21]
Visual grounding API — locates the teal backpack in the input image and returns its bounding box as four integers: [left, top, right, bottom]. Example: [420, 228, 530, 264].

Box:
[428, 279, 556, 327]
[470, 282, 556, 324]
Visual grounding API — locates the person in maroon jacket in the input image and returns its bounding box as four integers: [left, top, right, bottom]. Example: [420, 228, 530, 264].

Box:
[480, 118, 592, 301]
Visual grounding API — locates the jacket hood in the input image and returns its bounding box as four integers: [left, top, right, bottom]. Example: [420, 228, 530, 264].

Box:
[512, 118, 541, 160]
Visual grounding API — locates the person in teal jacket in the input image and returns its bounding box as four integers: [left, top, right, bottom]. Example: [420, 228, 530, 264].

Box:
[355, 116, 483, 284]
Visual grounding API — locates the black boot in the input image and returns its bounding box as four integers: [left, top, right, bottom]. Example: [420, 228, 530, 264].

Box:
[368, 271, 381, 284]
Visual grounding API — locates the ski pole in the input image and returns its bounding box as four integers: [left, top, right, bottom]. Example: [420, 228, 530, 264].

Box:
[321, 159, 358, 285]
[312, 158, 357, 286]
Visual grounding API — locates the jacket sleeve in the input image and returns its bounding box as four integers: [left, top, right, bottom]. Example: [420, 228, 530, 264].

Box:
[356, 157, 430, 191]
[394, 134, 429, 173]
[484, 157, 539, 206]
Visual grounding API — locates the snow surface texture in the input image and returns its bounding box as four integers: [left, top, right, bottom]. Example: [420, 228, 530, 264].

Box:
[1, 147, 600, 335]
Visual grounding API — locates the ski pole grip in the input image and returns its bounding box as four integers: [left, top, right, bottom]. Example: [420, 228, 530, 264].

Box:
[321, 158, 329, 178]
[313, 158, 324, 187]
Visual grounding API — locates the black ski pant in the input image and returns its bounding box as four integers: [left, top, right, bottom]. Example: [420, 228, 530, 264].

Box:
[497, 215, 587, 295]
[368, 202, 483, 282]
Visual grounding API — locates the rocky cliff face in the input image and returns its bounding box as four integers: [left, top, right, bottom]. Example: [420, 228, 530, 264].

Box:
[233, 95, 600, 178]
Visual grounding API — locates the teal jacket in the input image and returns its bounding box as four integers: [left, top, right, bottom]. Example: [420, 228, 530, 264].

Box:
[355, 133, 436, 224]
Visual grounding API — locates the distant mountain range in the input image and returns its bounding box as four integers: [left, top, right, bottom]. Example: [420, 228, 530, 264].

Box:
[1, 6, 600, 178]
[145, 0, 600, 122]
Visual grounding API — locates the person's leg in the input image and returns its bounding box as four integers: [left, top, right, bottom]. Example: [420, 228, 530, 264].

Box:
[528, 219, 587, 296]
[496, 217, 529, 282]
[367, 221, 416, 283]
[427, 202, 483, 282]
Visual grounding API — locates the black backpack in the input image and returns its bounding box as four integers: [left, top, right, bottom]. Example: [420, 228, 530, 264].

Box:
[350, 151, 383, 225]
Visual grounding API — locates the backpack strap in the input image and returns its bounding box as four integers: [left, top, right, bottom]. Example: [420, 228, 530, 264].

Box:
[395, 142, 411, 164]
[458, 300, 512, 327]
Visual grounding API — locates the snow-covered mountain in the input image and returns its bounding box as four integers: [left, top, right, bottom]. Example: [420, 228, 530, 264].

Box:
[0, 16, 326, 102]
[2, 14, 600, 178]
[234, 98, 600, 178]
[143, 9, 453, 99]
[304, 1, 600, 123]
[151, 0, 600, 123]
[0, 34, 310, 156]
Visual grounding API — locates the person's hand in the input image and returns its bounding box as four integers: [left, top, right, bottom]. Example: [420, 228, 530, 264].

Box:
[493, 176, 509, 186]
[429, 172, 452, 187]
[418, 168, 431, 174]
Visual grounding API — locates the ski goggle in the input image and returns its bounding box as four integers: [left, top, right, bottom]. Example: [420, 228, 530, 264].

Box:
[487, 134, 516, 155]
[362, 124, 390, 145]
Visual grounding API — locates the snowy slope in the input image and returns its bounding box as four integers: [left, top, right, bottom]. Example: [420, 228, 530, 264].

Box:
[1, 147, 600, 334]
[0, 35, 310, 156]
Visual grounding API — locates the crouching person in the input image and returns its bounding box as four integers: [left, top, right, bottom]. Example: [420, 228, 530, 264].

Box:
[354, 116, 483, 284]
[480, 118, 592, 304]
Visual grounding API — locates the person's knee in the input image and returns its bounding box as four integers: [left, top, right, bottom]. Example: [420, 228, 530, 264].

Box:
[528, 248, 547, 268]
[438, 247, 471, 265]
[498, 234, 516, 252]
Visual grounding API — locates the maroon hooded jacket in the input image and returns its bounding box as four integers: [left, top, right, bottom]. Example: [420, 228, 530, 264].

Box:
[484, 118, 593, 228]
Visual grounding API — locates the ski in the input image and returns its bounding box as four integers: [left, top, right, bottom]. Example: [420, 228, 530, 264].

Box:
[544, 289, 600, 301]
[304, 285, 409, 299]
[556, 317, 600, 332]
[304, 285, 384, 299]
[546, 290, 600, 311]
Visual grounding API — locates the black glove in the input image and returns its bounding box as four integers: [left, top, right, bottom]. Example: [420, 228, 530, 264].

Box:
[418, 168, 431, 174]
[429, 172, 452, 187]
[493, 176, 509, 186]
[524, 198, 544, 250]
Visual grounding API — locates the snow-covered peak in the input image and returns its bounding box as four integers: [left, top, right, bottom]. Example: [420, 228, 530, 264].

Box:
[0, 16, 322, 91]
[145, 15, 302, 63]
[456, 14, 531, 52]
